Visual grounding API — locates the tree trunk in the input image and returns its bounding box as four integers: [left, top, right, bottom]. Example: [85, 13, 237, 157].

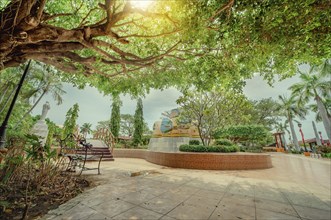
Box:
[312, 121, 322, 146]
[316, 96, 331, 141]
[281, 134, 288, 150]
[288, 116, 300, 151]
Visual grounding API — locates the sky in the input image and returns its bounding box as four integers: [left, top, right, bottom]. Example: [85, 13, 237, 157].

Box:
[31, 74, 327, 141]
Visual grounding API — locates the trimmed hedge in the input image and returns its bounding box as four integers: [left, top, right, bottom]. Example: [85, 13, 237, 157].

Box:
[214, 139, 233, 146]
[189, 140, 200, 145]
[179, 144, 239, 153]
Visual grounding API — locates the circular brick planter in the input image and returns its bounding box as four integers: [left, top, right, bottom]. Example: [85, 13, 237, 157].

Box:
[113, 149, 272, 170]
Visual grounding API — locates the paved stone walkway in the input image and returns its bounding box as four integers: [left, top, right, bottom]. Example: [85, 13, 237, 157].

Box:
[43, 153, 331, 220]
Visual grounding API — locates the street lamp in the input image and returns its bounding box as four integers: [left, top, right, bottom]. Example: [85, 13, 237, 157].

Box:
[318, 131, 324, 145]
[0, 61, 31, 149]
[298, 123, 307, 152]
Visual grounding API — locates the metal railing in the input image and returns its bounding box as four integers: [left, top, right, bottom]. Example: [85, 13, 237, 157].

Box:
[93, 128, 115, 154]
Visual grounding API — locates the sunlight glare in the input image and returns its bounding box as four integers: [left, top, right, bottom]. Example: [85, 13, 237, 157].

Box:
[130, 0, 153, 9]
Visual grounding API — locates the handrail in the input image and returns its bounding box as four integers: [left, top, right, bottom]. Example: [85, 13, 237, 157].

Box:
[93, 128, 115, 154]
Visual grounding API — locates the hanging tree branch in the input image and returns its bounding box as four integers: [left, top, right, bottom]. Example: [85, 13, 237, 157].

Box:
[0, 0, 191, 78]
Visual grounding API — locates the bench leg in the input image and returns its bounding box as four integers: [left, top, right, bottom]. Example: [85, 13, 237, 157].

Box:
[97, 152, 104, 175]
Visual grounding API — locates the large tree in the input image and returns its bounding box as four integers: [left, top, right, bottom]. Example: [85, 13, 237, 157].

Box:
[277, 95, 307, 151]
[290, 60, 331, 141]
[110, 95, 121, 140]
[132, 98, 144, 146]
[249, 98, 281, 130]
[0, 0, 330, 95]
[120, 114, 134, 137]
[177, 88, 253, 146]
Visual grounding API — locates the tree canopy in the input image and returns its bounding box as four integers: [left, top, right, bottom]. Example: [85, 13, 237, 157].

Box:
[0, 0, 330, 95]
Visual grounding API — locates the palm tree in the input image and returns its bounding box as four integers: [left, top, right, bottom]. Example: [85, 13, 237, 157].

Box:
[309, 98, 331, 124]
[274, 121, 290, 150]
[277, 95, 307, 151]
[14, 63, 65, 127]
[80, 123, 93, 138]
[290, 61, 331, 141]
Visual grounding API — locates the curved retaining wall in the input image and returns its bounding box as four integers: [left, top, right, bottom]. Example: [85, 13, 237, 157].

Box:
[113, 149, 272, 170]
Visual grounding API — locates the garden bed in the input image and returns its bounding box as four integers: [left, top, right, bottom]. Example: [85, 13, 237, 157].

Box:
[113, 149, 272, 170]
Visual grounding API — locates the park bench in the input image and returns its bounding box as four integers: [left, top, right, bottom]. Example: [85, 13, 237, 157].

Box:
[59, 134, 104, 175]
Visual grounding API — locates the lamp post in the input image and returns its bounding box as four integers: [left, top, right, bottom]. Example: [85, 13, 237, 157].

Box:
[298, 123, 307, 152]
[0, 61, 31, 149]
[319, 131, 324, 146]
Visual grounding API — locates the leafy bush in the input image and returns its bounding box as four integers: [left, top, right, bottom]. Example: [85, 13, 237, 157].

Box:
[142, 135, 151, 145]
[189, 140, 200, 145]
[290, 148, 302, 154]
[322, 153, 331, 158]
[317, 146, 331, 153]
[215, 125, 272, 146]
[179, 144, 239, 153]
[214, 139, 233, 146]
[239, 145, 263, 153]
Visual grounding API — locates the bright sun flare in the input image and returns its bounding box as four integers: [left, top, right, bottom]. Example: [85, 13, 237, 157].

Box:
[130, 0, 153, 9]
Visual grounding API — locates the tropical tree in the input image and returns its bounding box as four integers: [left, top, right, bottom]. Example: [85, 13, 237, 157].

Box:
[120, 114, 135, 137]
[0, 1, 329, 96]
[14, 62, 66, 126]
[133, 98, 144, 146]
[96, 120, 111, 131]
[290, 61, 331, 141]
[309, 98, 331, 123]
[110, 95, 122, 141]
[177, 88, 253, 146]
[249, 98, 281, 130]
[62, 103, 80, 147]
[274, 121, 290, 150]
[277, 95, 307, 151]
[80, 123, 92, 138]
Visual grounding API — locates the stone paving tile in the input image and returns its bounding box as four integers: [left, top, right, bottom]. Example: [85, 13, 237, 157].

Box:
[49, 203, 98, 220]
[120, 190, 157, 205]
[192, 189, 225, 200]
[184, 195, 220, 208]
[254, 187, 288, 203]
[209, 202, 256, 220]
[166, 202, 215, 220]
[282, 191, 331, 210]
[254, 197, 298, 217]
[111, 206, 163, 220]
[140, 197, 182, 215]
[42, 155, 331, 220]
[157, 191, 192, 201]
[227, 182, 255, 197]
[256, 208, 301, 220]
[86, 212, 110, 219]
[159, 215, 177, 220]
[90, 199, 136, 218]
[220, 193, 255, 207]
[293, 205, 331, 220]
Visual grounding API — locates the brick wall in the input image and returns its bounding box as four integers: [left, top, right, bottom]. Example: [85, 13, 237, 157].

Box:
[113, 149, 272, 170]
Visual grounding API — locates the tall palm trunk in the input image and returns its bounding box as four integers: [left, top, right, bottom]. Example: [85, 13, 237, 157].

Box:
[312, 121, 322, 146]
[288, 115, 300, 151]
[316, 96, 331, 141]
[281, 133, 288, 150]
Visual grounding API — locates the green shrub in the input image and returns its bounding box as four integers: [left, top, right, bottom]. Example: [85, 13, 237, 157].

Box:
[318, 146, 331, 153]
[214, 139, 233, 146]
[290, 149, 301, 154]
[240, 145, 263, 153]
[189, 140, 200, 145]
[322, 153, 331, 158]
[179, 144, 239, 153]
